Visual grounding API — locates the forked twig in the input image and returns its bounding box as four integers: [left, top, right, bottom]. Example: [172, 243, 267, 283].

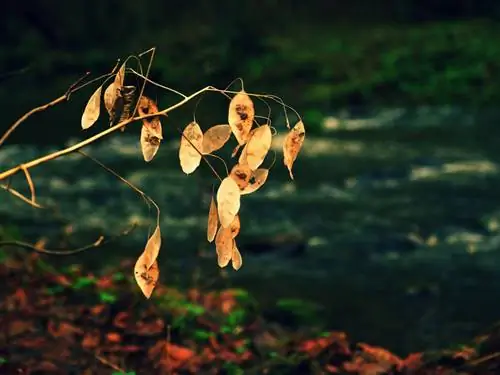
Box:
[20, 165, 36, 204]
[0, 184, 44, 209]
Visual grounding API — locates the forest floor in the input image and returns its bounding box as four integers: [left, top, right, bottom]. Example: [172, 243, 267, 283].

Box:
[1, 250, 500, 375]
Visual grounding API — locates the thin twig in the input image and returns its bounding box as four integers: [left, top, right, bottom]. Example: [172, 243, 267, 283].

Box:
[0, 184, 44, 208]
[20, 165, 36, 204]
[0, 223, 136, 255]
[0, 95, 67, 147]
[64, 71, 91, 99]
[0, 86, 213, 182]
[95, 353, 129, 373]
[467, 351, 500, 366]
[128, 68, 186, 98]
[0, 71, 97, 147]
[133, 47, 156, 117]
[78, 150, 160, 217]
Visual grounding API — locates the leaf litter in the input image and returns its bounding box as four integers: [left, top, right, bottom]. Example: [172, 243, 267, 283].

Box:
[0, 252, 490, 375]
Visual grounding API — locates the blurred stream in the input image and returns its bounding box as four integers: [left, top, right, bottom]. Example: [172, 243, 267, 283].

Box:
[2, 106, 500, 354]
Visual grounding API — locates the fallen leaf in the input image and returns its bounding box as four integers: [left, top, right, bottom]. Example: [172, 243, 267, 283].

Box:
[241, 168, 269, 195]
[202, 124, 232, 154]
[140, 124, 162, 162]
[207, 196, 218, 243]
[216, 176, 241, 228]
[81, 85, 102, 129]
[239, 124, 272, 170]
[228, 91, 254, 145]
[229, 163, 253, 190]
[358, 343, 402, 368]
[232, 241, 243, 270]
[179, 121, 203, 174]
[215, 227, 233, 268]
[82, 332, 100, 349]
[134, 252, 160, 299]
[106, 332, 121, 343]
[283, 120, 305, 179]
[144, 224, 161, 269]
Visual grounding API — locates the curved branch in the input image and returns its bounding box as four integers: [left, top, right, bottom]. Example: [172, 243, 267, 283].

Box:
[0, 95, 67, 147]
[0, 223, 137, 255]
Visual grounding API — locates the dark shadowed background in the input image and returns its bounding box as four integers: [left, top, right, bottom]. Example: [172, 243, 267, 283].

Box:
[2, 0, 500, 356]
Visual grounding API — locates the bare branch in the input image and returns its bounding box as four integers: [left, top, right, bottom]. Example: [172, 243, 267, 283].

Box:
[20, 164, 36, 205]
[0, 85, 213, 182]
[0, 222, 137, 255]
[0, 184, 44, 209]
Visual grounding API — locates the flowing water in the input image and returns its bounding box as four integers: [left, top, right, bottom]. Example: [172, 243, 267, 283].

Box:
[2, 106, 500, 354]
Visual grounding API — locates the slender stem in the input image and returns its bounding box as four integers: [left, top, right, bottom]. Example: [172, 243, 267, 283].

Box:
[0, 184, 44, 208]
[0, 95, 66, 147]
[132, 47, 156, 117]
[0, 86, 212, 182]
[0, 223, 136, 255]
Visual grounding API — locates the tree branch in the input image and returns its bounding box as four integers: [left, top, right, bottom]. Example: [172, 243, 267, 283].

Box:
[0, 222, 137, 255]
[0, 86, 213, 182]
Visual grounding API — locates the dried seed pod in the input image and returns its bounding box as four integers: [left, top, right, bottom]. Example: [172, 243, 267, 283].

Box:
[179, 121, 204, 174]
[283, 120, 306, 179]
[229, 163, 253, 190]
[228, 91, 254, 145]
[81, 86, 102, 130]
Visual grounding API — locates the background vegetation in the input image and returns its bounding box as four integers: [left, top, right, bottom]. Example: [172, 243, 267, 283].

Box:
[2, 1, 500, 373]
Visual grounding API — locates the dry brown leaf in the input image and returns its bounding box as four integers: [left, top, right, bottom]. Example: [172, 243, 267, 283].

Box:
[134, 252, 159, 299]
[232, 241, 243, 271]
[137, 97, 163, 162]
[239, 124, 272, 170]
[237, 127, 256, 162]
[137, 96, 158, 118]
[202, 124, 232, 154]
[283, 120, 306, 179]
[230, 215, 240, 239]
[144, 225, 161, 269]
[241, 168, 269, 195]
[140, 124, 162, 162]
[114, 63, 126, 88]
[103, 63, 126, 126]
[147, 117, 163, 139]
[215, 227, 233, 268]
[228, 91, 254, 145]
[179, 121, 203, 174]
[207, 196, 218, 243]
[217, 177, 241, 228]
[229, 163, 253, 190]
[138, 96, 162, 134]
[116, 85, 136, 128]
[81, 86, 102, 130]
[104, 83, 117, 115]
